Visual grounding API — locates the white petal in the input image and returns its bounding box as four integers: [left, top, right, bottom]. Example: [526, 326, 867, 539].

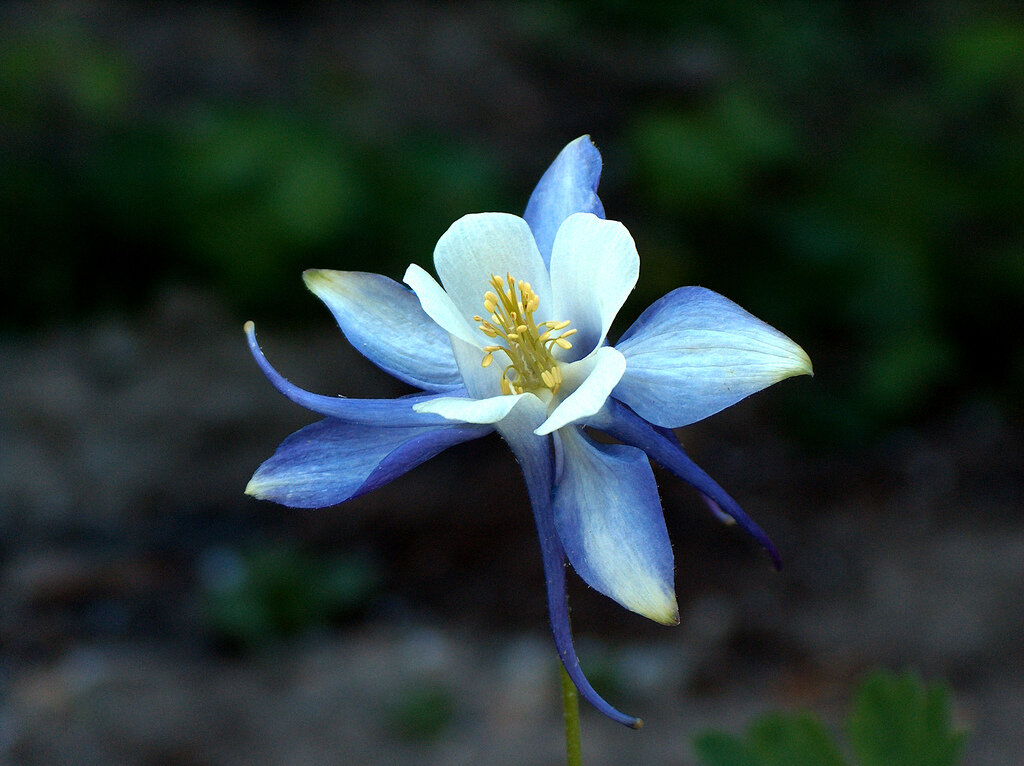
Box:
[414, 393, 527, 424]
[535, 346, 626, 435]
[549, 213, 639, 359]
[403, 263, 481, 346]
[433, 213, 553, 324]
[493, 390, 549, 445]
[447, 334, 504, 400]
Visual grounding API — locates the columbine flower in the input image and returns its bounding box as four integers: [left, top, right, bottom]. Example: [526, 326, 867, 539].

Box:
[244, 136, 812, 727]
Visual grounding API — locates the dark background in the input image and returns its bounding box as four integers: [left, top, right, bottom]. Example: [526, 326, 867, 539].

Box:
[2, 2, 1022, 764]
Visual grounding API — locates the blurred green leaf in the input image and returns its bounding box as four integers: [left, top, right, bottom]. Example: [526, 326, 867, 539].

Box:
[630, 88, 796, 212]
[171, 109, 363, 296]
[748, 713, 850, 766]
[355, 138, 507, 276]
[694, 713, 849, 766]
[692, 731, 762, 766]
[200, 545, 378, 649]
[0, 17, 133, 124]
[693, 671, 967, 766]
[386, 682, 455, 742]
[847, 672, 968, 766]
[936, 19, 1024, 99]
[857, 333, 955, 421]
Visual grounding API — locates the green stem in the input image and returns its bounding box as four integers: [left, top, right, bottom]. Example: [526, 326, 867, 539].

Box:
[560, 661, 583, 766]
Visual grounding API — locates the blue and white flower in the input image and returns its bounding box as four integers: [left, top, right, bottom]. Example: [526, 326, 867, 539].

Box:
[245, 136, 812, 727]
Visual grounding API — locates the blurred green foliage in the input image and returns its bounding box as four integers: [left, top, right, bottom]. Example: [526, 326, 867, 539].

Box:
[0, 14, 508, 324]
[693, 670, 968, 766]
[2, 3, 1021, 440]
[385, 681, 456, 742]
[617, 2, 1024, 441]
[199, 544, 378, 650]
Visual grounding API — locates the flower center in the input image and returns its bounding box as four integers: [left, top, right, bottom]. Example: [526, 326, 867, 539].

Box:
[473, 273, 577, 396]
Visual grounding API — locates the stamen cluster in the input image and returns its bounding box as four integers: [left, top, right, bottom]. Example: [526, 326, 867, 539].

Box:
[474, 273, 577, 395]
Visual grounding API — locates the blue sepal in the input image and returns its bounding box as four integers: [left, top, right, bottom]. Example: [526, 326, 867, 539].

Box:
[553, 426, 678, 625]
[594, 400, 782, 570]
[245, 321, 460, 426]
[523, 136, 606, 266]
[496, 398, 643, 728]
[247, 417, 491, 508]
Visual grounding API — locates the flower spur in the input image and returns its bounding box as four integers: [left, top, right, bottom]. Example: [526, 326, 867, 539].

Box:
[245, 136, 812, 727]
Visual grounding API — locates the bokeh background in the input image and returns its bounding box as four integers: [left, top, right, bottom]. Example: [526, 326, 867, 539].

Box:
[2, 2, 1022, 764]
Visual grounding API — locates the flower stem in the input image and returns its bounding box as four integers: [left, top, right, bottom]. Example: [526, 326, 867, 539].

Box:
[560, 661, 583, 766]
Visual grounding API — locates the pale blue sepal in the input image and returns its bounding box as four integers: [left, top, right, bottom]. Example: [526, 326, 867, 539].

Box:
[614, 287, 813, 429]
[523, 136, 606, 266]
[549, 213, 638, 360]
[303, 270, 462, 392]
[245, 322, 457, 426]
[496, 396, 642, 728]
[553, 425, 678, 625]
[592, 400, 782, 569]
[535, 346, 626, 436]
[246, 417, 491, 509]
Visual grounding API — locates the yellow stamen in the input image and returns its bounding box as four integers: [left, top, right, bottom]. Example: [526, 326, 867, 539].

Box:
[474, 273, 576, 396]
